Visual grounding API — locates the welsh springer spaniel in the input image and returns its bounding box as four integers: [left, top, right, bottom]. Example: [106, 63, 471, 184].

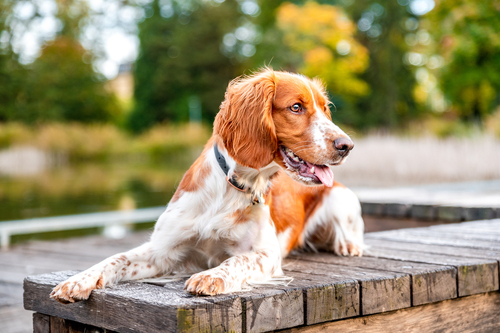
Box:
[50, 69, 364, 301]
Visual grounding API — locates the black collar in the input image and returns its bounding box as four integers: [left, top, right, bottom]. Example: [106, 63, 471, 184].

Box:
[214, 144, 248, 192]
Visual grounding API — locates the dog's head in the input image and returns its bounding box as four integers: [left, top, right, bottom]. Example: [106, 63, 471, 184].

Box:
[214, 68, 353, 187]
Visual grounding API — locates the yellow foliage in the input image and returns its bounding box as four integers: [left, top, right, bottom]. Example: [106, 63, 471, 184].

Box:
[277, 1, 369, 99]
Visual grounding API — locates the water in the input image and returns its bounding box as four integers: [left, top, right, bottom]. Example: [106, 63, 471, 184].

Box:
[0, 155, 195, 222]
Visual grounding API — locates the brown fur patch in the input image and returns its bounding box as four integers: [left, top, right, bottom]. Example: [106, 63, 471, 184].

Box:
[213, 69, 278, 169]
[269, 171, 336, 253]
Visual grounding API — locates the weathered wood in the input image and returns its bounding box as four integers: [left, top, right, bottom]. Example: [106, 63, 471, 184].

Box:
[283, 258, 411, 315]
[364, 247, 498, 296]
[34, 314, 118, 333]
[437, 206, 464, 221]
[463, 207, 497, 221]
[33, 312, 50, 333]
[360, 202, 385, 216]
[291, 252, 457, 306]
[50, 316, 69, 333]
[365, 238, 500, 261]
[24, 271, 242, 333]
[239, 285, 303, 333]
[20, 220, 500, 333]
[285, 271, 359, 325]
[278, 291, 500, 333]
[384, 203, 411, 218]
[410, 204, 437, 221]
[367, 228, 500, 250]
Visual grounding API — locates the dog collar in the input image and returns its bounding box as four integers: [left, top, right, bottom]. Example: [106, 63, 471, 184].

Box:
[213, 144, 265, 205]
[214, 144, 248, 192]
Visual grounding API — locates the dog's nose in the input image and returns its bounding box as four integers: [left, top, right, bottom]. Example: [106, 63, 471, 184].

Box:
[334, 137, 354, 156]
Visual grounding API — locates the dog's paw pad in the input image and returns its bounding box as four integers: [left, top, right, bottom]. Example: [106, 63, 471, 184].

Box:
[50, 272, 104, 304]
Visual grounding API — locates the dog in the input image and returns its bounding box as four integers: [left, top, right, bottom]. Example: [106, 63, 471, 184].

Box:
[50, 69, 364, 302]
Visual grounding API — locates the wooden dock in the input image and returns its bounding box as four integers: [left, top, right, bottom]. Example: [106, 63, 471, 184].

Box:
[16, 218, 500, 332]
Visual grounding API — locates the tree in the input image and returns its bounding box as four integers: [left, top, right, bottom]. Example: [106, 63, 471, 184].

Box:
[277, 2, 369, 100]
[17, 36, 120, 123]
[0, 0, 26, 121]
[0, 0, 120, 124]
[344, 0, 420, 129]
[427, 0, 500, 122]
[128, 0, 243, 132]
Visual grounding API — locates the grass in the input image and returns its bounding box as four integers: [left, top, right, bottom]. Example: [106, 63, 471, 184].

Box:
[335, 133, 500, 187]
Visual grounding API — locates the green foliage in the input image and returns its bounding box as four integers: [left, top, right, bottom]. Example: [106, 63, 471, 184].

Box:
[428, 0, 500, 122]
[0, 0, 120, 124]
[0, 0, 25, 122]
[344, 0, 419, 129]
[12, 37, 120, 123]
[128, 0, 242, 132]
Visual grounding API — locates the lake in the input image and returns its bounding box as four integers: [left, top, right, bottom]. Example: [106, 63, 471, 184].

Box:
[0, 153, 197, 222]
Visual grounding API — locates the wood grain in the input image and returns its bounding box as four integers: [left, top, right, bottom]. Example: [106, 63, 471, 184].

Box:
[365, 238, 500, 261]
[237, 285, 303, 333]
[33, 312, 50, 333]
[364, 247, 499, 296]
[24, 271, 242, 333]
[278, 291, 500, 333]
[283, 259, 411, 315]
[285, 271, 359, 325]
[291, 252, 457, 306]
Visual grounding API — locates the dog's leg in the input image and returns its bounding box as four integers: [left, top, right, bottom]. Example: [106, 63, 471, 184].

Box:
[303, 185, 365, 256]
[50, 242, 161, 304]
[185, 217, 282, 296]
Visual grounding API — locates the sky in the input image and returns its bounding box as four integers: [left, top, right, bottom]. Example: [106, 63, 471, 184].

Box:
[11, 0, 435, 80]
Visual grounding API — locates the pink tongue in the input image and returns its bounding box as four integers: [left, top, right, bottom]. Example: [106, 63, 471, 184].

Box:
[314, 165, 334, 187]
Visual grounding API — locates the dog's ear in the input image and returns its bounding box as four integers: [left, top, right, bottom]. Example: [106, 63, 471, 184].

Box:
[214, 69, 278, 170]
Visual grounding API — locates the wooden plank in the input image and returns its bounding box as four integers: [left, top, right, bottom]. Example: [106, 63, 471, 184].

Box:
[360, 202, 385, 216]
[428, 222, 500, 236]
[282, 259, 411, 316]
[50, 316, 69, 333]
[437, 206, 464, 221]
[291, 252, 457, 306]
[24, 271, 242, 333]
[33, 312, 50, 333]
[367, 228, 500, 250]
[410, 204, 437, 220]
[364, 247, 499, 296]
[384, 203, 411, 218]
[399, 228, 500, 242]
[285, 271, 359, 325]
[238, 285, 303, 333]
[365, 238, 500, 261]
[279, 291, 500, 333]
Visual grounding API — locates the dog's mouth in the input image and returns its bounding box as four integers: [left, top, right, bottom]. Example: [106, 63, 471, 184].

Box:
[279, 146, 334, 187]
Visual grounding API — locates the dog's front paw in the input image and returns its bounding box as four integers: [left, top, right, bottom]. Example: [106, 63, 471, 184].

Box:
[337, 241, 364, 257]
[185, 271, 228, 296]
[50, 271, 105, 304]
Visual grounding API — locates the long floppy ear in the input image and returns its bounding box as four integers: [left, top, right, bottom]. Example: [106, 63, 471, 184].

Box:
[214, 69, 278, 170]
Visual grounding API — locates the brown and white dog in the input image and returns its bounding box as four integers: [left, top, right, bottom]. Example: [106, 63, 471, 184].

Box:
[50, 69, 364, 302]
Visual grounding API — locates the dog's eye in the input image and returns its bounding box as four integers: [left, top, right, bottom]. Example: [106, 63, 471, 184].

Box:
[289, 103, 303, 113]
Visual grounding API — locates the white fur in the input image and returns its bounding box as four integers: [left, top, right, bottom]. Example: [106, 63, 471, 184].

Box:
[302, 186, 365, 256]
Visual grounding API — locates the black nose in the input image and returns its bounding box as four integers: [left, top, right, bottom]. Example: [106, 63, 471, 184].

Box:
[334, 137, 354, 156]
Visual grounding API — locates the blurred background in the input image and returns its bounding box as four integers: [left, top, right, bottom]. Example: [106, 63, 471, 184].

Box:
[1, 1, 500, 330]
[0, 0, 500, 223]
